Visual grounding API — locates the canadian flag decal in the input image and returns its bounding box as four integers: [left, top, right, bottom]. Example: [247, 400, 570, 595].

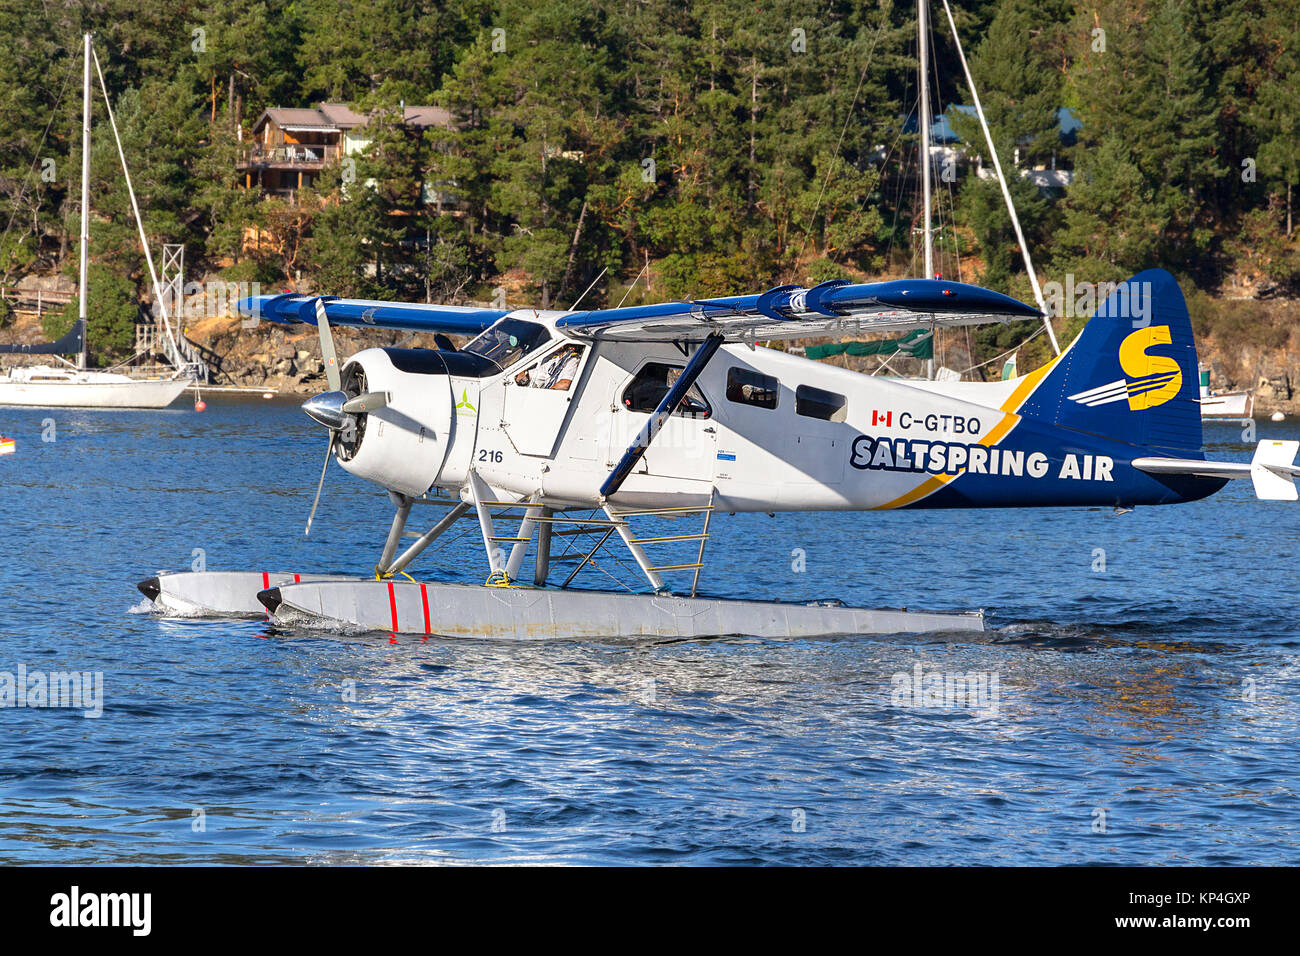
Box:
[871, 410, 893, 427]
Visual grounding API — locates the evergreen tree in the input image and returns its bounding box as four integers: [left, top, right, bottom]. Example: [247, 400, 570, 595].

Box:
[45, 262, 138, 359]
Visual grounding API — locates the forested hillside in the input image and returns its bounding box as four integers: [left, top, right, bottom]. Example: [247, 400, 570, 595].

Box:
[1, 0, 1296, 366]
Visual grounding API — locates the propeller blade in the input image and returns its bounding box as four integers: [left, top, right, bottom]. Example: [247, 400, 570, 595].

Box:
[342, 391, 388, 414]
[316, 298, 341, 392]
[305, 435, 334, 536]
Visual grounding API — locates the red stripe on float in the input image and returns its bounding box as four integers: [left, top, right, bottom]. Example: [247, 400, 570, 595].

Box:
[262, 571, 270, 591]
[420, 584, 431, 635]
[293, 573, 300, 583]
[387, 581, 399, 633]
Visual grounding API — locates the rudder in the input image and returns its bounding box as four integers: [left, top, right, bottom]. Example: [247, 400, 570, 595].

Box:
[1017, 269, 1203, 454]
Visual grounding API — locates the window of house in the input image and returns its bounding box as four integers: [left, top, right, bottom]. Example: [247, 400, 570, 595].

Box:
[621, 363, 712, 418]
[726, 367, 779, 409]
[795, 384, 848, 422]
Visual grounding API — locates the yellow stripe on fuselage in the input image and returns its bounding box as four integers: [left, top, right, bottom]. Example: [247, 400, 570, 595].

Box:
[871, 354, 1060, 510]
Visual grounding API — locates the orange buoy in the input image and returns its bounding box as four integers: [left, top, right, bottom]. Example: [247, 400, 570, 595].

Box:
[194, 399, 207, 412]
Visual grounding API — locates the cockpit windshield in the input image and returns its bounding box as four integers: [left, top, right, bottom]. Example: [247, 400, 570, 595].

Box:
[463, 318, 551, 371]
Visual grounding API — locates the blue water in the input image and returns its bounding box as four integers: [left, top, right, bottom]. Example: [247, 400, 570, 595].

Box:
[0, 398, 1296, 864]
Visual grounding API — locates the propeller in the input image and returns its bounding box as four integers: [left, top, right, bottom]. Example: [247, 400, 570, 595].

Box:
[318, 297, 340, 391]
[305, 433, 334, 536]
[300, 298, 388, 535]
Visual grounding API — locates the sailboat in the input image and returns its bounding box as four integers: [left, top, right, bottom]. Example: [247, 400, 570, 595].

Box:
[0, 34, 193, 409]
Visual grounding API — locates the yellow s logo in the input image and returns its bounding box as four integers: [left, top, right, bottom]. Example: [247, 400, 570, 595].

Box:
[1117, 326, 1182, 411]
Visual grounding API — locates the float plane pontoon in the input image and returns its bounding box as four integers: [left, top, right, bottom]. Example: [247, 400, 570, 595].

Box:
[135, 270, 1299, 639]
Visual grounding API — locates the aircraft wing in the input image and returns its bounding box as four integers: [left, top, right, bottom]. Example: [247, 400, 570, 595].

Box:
[554, 278, 1044, 343]
[237, 294, 508, 336]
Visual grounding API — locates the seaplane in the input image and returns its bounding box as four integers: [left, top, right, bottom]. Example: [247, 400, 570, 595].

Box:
[135, 268, 1300, 639]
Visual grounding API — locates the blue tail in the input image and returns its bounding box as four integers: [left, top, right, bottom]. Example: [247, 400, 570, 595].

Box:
[1018, 269, 1203, 454]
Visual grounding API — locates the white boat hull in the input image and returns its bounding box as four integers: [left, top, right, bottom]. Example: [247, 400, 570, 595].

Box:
[0, 376, 190, 408]
[1201, 390, 1254, 420]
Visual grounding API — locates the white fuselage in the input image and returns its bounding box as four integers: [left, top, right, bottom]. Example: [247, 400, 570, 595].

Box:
[455, 341, 1012, 511]
[335, 309, 1063, 514]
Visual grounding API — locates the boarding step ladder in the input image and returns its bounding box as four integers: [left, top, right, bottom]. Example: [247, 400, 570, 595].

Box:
[458, 484, 717, 595]
[602, 495, 716, 596]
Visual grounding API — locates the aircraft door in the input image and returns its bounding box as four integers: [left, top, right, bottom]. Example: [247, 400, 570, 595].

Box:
[501, 343, 589, 457]
[607, 360, 717, 482]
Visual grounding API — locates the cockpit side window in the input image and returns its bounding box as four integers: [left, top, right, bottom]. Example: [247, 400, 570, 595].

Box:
[463, 318, 551, 371]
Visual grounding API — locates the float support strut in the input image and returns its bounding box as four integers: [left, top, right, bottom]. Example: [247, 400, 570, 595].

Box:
[534, 507, 553, 586]
[384, 501, 471, 576]
[377, 492, 412, 573]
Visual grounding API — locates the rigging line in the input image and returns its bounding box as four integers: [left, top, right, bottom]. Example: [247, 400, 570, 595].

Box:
[879, 62, 917, 267]
[934, 26, 963, 284]
[566, 265, 607, 311]
[882, 113, 914, 268]
[885, 24, 927, 272]
[90, 43, 185, 366]
[0, 58, 78, 276]
[615, 260, 648, 308]
[796, 14, 890, 260]
[955, 323, 1046, 376]
[938, 0, 1057, 353]
[926, 17, 960, 282]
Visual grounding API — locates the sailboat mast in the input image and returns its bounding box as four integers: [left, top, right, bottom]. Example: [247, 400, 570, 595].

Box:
[937, 0, 1059, 354]
[918, 0, 934, 281]
[77, 32, 91, 370]
[918, 0, 936, 379]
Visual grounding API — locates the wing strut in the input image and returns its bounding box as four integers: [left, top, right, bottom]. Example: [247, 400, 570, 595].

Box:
[600, 332, 725, 499]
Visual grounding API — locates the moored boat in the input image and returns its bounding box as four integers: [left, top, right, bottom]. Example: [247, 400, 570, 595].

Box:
[1198, 363, 1254, 420]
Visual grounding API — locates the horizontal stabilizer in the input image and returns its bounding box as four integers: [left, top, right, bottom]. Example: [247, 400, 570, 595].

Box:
[1251, 439, 1300, 501]
[1133, 439, 1299, 501]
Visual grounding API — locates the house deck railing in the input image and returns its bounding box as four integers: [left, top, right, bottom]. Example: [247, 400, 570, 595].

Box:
[238, 143, 341, 168]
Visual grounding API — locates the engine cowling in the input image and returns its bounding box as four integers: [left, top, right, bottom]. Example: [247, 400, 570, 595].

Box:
[333, 347, 455, 497]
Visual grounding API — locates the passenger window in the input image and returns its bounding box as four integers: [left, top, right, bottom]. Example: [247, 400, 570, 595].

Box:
[796, 384, 847, 422]
[622, 363, 712, 418]
[726, 367, 779, 409]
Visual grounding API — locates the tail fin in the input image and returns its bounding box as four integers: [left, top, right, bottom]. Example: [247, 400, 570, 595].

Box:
[1017, 269, 1203, 454]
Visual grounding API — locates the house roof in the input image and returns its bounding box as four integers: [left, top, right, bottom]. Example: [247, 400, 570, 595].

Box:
[251, 104, 454, 136]
[259, 107, 337, 132]
[316, 103, 368, 129]
[402, 105, 453, 129]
